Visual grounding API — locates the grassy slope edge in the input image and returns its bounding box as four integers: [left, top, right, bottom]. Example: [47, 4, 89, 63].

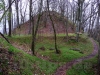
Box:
[0, 38, 59, 75]
[0, 33, 94, 75]
[67, 40, 98, 75]
[67, 56, 98, 75]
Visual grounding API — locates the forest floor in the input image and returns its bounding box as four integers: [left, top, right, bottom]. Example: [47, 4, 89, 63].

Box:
[0, 47, 20, 75]
[54, 38, 98, 75]
[0, 34, 98, 75]
[0, 36, 59, 75]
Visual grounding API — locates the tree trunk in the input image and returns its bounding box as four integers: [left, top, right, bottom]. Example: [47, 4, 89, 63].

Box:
[97, 1, 100, 74]
[0, 32, 10, 44]
[98, 41, 100, 75]
[64, 20, 69, 42]
[76, 0, 84, 42]
[31, 17, 35, 55]
[28, 0, 32, 34]
[31, 0, 43, 55]
[8, 0, 12, 37]
[29, 0, 35, 55]
[3, 1, 7, 35]
[15, 0, 19, 27]
[3, 16, 7, 34]
[47, 0, 59, 54]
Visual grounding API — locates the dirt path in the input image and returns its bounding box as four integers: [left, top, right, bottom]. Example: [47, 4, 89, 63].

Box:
[54, 38, 98, 75]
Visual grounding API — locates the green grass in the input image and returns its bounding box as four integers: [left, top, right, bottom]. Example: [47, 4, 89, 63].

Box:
[67, 55, 97, 75]
[7, 34, 93, 64]
[38, 33, 76, 37]
[2, 33, 94, 74]
[36, 34, 93, 63]
[0, 38, 59, 75]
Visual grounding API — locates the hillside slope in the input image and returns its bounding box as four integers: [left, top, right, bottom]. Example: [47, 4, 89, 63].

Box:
[0, 37, 59, 75]
[13, 11, 75, 35]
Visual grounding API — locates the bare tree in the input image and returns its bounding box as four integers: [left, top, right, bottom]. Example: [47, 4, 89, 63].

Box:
[15, 0, 19, 27]
[20, 0, 28, 24]
[31, 0, 43, 55]
[76, 0, 85, 42]
[47, 0, 60, 54]
[1, 0, 7, 34]
[97, 0, 100, 74]
[8, 0, 12, 37]
[28, 0, 32, 34]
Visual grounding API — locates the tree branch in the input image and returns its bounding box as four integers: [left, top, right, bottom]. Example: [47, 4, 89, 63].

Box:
[0, 32, 10, 44]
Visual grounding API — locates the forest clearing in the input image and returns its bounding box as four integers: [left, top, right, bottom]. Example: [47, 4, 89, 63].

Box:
[0, 0, 100, 75]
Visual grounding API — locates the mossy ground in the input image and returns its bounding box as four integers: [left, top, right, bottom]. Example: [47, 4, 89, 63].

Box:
[67, 55, 98, 75]
[0, 33, 95, 75]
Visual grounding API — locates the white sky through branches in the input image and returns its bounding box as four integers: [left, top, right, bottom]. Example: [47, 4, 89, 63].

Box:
[0, 0, 92, 33]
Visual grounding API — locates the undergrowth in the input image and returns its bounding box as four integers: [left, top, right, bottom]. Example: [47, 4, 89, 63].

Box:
[0, 38, 59, 75]
[8, 34, 93, 64]
[67, 55, 98, 75]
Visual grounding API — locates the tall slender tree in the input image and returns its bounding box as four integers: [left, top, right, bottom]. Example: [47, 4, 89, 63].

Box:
[15, 0, 19, 27]
[28, 0, 32, 34]
[1, 0, 7, 34]
[76, 0, 84, 42]
[8, 0, 12, 37]
[97, 0, 100, 74]
[31, 0, 43, 55]
[47, 0, 60, 54]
